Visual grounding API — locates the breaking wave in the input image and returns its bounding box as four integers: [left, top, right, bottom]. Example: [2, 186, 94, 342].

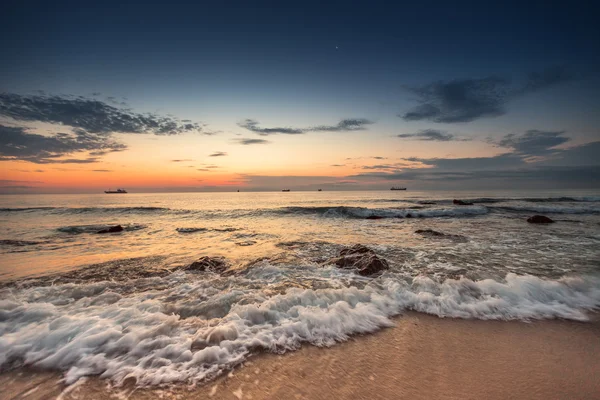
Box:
[488, 204, 600, 214]
[1, 267, 598, 387]
[275, 205, 488, 218]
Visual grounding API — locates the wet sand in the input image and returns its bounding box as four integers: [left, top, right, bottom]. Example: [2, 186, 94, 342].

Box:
[3, 312, 599, 400]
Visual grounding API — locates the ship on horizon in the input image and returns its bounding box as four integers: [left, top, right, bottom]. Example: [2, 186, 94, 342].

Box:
[390, 187, 406, 190]
[104, 188, 128, 194]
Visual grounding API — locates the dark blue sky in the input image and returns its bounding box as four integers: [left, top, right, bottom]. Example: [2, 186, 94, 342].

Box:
[1, 0, 599, 191]
[3, 1, 598, 94]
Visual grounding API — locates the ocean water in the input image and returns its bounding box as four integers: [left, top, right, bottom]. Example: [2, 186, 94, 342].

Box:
[1, 190, 600, 386]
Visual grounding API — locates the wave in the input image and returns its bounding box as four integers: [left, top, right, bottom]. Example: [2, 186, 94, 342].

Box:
[176, 227, 208, 233]
[0, 239, 42, 246]
[0, 206, 170, 214]
[57, 224, 147, 234]
[275, 205, 488, 218]
[488, 204, 600, 214]
[1, 269, 597, 387]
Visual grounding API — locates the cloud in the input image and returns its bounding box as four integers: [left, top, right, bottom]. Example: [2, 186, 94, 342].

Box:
[92, 169, 113, 172]
[238, 118, 373, 136]
[0, 125, 121, 164]
[233, 138, 271, 145]
[371, 156, 387, 160]
[0, 179, 43, 185]
[311, 118, 374, 132]
[400, 67, 572, 123]
[494, 130, 569, 156]
[170, 159, 194, 162]
[330, 164, 345, 167]
[396, 129, 467, 141]
[238, 119, 304, 135]
[347, 139, 600, 188]
[0, 93, 203, 135]
[209, 151, 227, 157]
[0, 92, 209, 164]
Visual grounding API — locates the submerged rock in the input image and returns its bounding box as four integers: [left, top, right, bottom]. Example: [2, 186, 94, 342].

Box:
[419, 201, 437, 205]
[415, 229, 467, 242]
[527, 215, 555, 224]
[415, 229, 445, 237]
[365, 215, 384, 220]
[453, 199, 474, 206]
[186, 256, 228, 273]
[96, 225, 124, 234]
[328, 245, 389, 276]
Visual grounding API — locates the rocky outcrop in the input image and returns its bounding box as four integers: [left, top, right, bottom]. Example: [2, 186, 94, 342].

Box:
[453, 199, 474, 206]
[186, 256, 228, 273]
[328, 245, 389, 276]
[527, 215, 555, 224]
[97, 225, 124, 234]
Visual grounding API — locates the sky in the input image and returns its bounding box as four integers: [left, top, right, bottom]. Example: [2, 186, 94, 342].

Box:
[1, 0, 599, 193]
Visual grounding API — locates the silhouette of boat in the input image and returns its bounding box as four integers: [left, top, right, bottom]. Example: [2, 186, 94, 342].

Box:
[282, 189, 290, 192]
[104, 188, 128, 194]
[390, 187, 406, 191]
[318, 189, 322, 191]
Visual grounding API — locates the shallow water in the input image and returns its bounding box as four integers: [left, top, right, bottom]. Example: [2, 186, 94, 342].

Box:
[1, 190, 599, 387]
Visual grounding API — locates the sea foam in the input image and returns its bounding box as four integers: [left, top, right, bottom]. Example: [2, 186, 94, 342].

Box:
[1, 268, 598, 387]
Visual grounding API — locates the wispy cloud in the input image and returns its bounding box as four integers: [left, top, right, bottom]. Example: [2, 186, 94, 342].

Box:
[494, 130, 569, 156]
[0, 125, 122, 164]
[170, 159, 194, 162]
[233, 138, 271, 145]
[0, 92, 203, 135]
[238, 118, 373, 136]
[209, 151, 227, 157]
[92, 169, 113, 172]
[0, 92, 209, 164]
[396, 129, 468, 141]
[400, 67, 573, 123]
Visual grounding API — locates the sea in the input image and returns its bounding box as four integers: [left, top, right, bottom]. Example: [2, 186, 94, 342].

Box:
[1, 190, 599, 387]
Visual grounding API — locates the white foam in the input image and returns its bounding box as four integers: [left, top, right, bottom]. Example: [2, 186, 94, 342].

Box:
[0, 271, 598, 387]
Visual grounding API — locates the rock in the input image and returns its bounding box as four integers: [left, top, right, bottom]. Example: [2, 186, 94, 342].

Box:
[527, 215, 554, 224]
[339, 244, 373, 256]
[453, 199, 474, 206]
[415, 229, 445, 237]
[419, 201, 437, 205]
[186, 256, 228, 273]
[365, 215, 384, 220]
[415, 229, 468, 242]
[97, 225, 124, 234]
[329, 245, 389, 276]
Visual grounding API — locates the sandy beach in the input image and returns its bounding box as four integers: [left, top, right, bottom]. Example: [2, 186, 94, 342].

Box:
[3, 312, 599, 400]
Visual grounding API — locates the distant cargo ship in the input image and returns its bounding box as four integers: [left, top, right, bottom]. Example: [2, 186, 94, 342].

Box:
[282, 189, 291, 192]
[390, 187, 406, 190]
[104, 188, 128, 194]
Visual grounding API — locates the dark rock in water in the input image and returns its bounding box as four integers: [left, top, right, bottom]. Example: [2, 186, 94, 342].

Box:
[405, 213, 413, 218]
[97, 225, 124, 234]
[527, 215, 555, 224]
[186, 256, 228, 273]
[329, 245, 389, 276]
[415, 229, 445, 237]
[415, 229, 468, 242]
[365, 215, 384, 220]
[453, 199, 474, 206]
[419, 201, 437, 205]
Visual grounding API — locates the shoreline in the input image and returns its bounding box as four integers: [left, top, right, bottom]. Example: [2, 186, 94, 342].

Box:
[2, 312, 599, 400]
